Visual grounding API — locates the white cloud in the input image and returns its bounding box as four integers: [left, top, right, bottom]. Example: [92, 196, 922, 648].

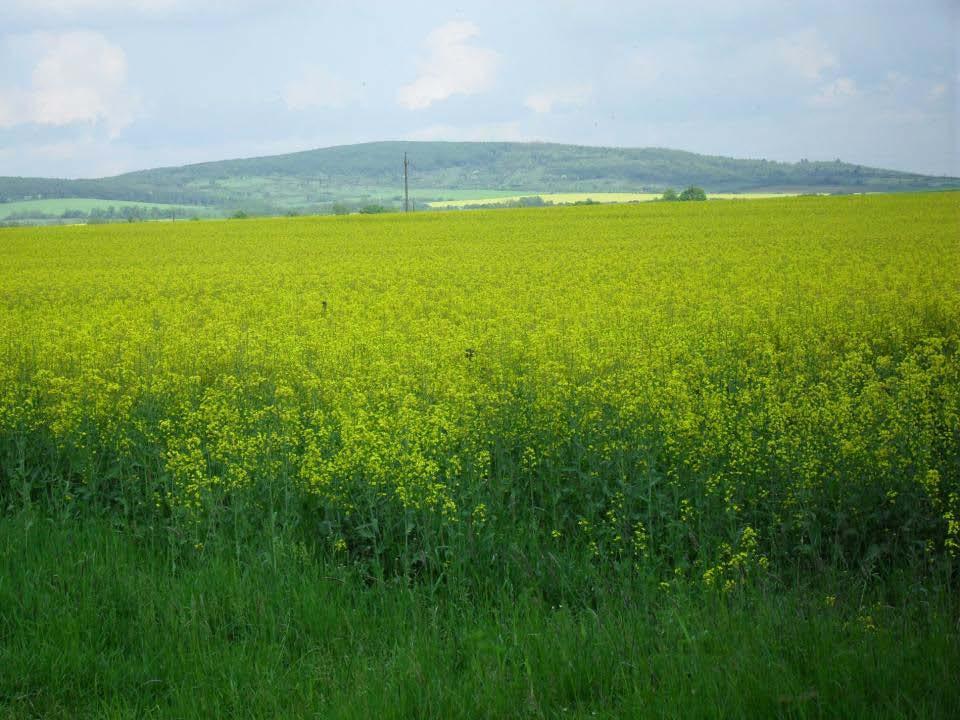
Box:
[397, 21, 499, 110]
[0, 31, 139, 135]
[524, 85, 591, 114]
[283, 66, 355, 111]
[810, 77, 858, 107]
[777, 29, 836, 81]
[406, 121, 525, 142]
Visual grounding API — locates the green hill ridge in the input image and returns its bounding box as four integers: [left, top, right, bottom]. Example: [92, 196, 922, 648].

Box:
[2, 141, 957, 217]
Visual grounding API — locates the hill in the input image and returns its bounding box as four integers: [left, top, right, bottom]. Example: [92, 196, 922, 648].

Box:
[1, 141, 957, 217]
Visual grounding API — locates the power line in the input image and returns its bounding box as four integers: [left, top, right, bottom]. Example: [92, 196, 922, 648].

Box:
[403, 152, 410, 212]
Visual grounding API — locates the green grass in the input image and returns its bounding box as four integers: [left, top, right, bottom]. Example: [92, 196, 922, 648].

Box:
[1, 514, 957, 719]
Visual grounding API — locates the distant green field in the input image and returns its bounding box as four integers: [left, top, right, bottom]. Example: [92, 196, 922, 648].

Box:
[427, 191, 800, 208]
[0, 189, 813, 223]
[0, 198, 212, 219]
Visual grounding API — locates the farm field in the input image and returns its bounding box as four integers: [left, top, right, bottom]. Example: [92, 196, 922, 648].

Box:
[0, 197, 211, 220]
[144, 178, 554, 214]
[413, 187, 543, 200]
[427, 191, 799, 207]
[1, 193, 958, 717]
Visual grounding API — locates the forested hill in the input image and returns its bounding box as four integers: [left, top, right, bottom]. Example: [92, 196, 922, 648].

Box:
[1, 141, 957, 210]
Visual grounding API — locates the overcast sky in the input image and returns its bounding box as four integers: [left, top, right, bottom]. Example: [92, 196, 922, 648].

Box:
[0, 0, 957, 178]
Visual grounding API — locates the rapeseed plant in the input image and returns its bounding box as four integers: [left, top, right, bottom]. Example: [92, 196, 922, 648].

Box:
[0, 193, 956, 582]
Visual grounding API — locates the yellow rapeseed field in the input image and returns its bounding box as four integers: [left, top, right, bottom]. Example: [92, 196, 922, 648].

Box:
[1, 193, 957, 578]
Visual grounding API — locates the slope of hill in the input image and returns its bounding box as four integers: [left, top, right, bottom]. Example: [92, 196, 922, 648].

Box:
[1, 141, 957, 217]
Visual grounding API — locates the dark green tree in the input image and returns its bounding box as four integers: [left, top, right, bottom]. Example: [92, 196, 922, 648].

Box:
[678, 186, 707, 201]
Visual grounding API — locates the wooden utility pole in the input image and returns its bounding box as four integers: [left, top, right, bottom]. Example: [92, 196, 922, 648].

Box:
[403, 152, 410, 212]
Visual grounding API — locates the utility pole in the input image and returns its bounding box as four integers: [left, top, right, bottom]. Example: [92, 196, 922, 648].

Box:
[403, 152, 410, 212]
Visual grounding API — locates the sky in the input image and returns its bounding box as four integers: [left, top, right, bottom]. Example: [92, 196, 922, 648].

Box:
[0, 0, 957, 178]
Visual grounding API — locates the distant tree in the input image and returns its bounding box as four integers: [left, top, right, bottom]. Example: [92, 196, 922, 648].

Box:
[516, 196, 546, 207]
[332, 203, 351, 215]
[678, 186, 707, 201]
[231, 210, 249, 219]
[359, 204, 386, 214]
[661, 188, 679, 201]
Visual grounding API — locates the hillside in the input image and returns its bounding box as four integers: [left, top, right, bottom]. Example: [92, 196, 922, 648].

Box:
[2, 141, 957, 217]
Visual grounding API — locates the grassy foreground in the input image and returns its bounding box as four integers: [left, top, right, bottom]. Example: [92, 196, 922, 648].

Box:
[1, 193, 959, 716]
[2, 515, 957, 719]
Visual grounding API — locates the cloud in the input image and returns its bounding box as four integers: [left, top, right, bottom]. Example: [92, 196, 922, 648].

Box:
[398, 21, 499, 110]
[809, 77, 858, 107]
[776, 29, 836, 81]
[406, 121, 525, 142]
[524, 85, 591, 114]
[283, 66, 356, 111]
[0, 31, 139, 135]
